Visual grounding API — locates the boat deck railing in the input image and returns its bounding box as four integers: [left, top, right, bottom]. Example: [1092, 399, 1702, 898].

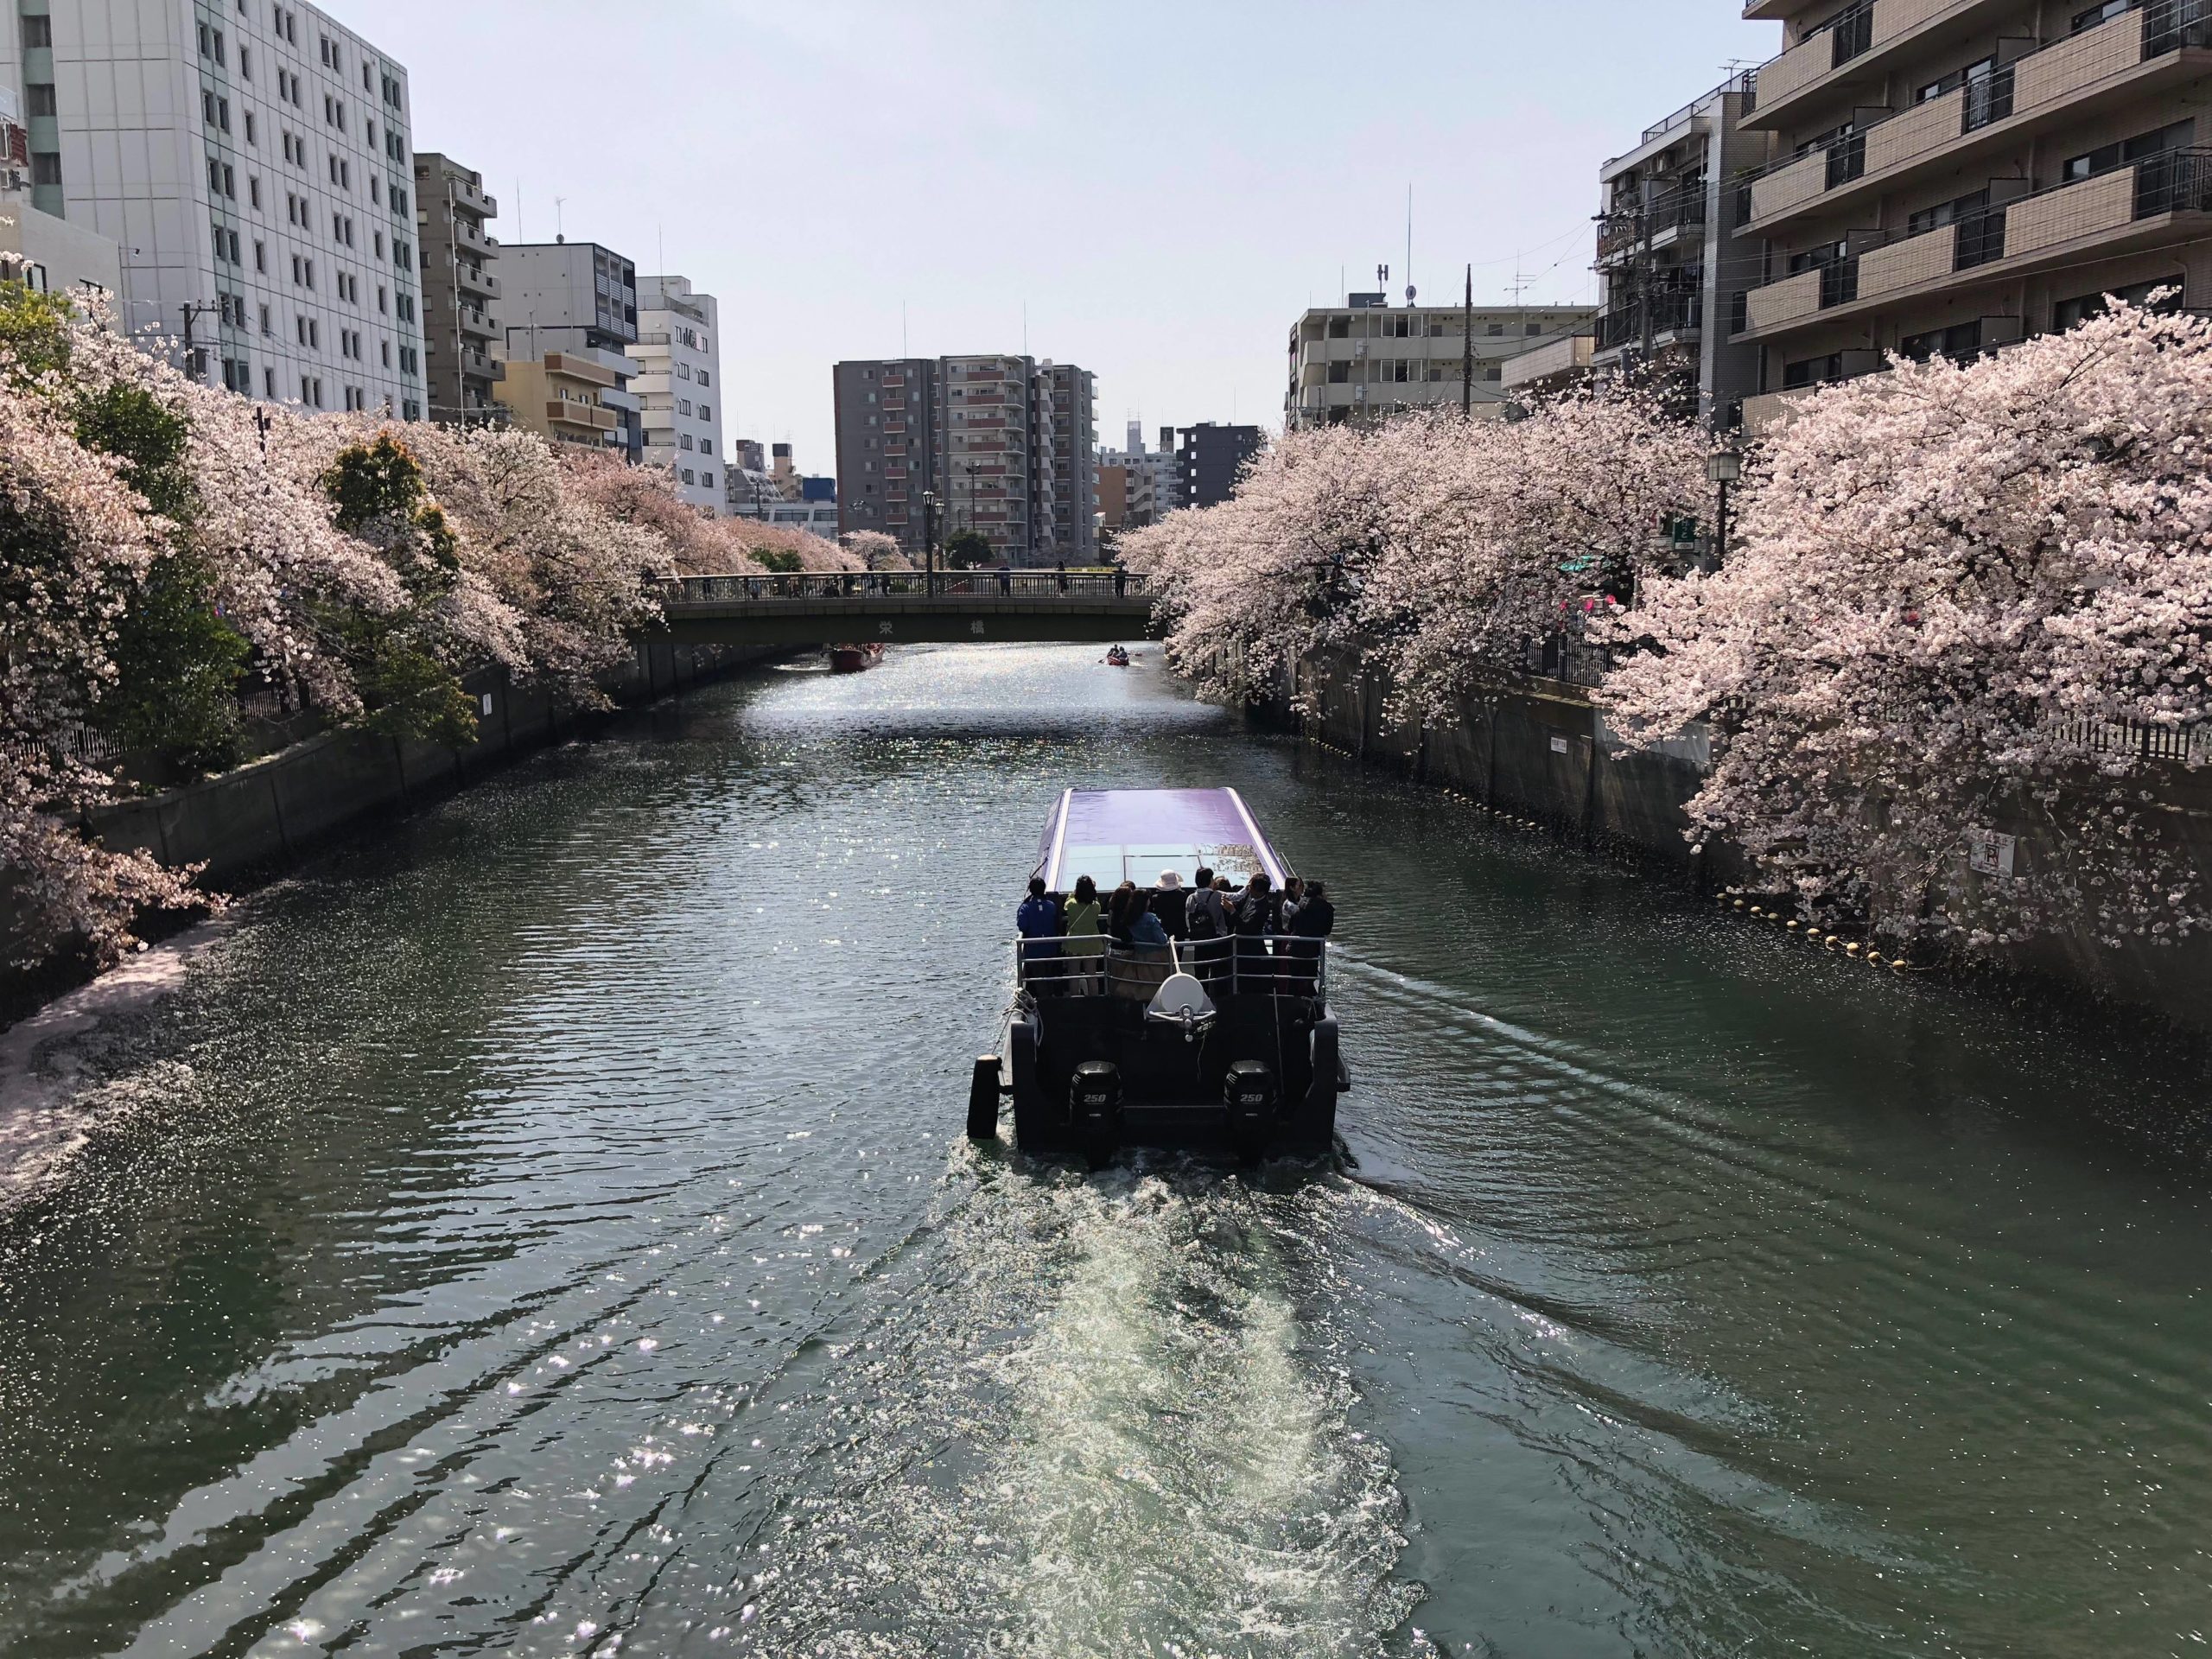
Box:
[1015, 935, 1328, 1001]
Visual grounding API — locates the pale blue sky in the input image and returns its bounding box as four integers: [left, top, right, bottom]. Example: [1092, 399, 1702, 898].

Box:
[377, 1, 1781, 472]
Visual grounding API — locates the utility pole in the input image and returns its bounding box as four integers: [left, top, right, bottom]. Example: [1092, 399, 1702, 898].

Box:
[178, 301, 218, 385]
[1637, 179, 1656, 371]
[1460, 264, 1473, 418]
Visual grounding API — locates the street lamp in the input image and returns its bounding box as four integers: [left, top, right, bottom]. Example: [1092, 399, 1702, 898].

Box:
[1706, 448, 1742, 568]
[921, 488, 940, 593]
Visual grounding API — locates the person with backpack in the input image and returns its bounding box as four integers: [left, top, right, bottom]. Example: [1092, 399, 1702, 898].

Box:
[1017, 876, 1064, 994]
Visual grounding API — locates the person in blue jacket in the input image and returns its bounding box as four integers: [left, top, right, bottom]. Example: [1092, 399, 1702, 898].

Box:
[1017, 876, 1064, 991]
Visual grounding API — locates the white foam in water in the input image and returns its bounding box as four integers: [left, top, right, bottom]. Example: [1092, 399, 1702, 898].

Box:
[728, 1157, 1433, 1656]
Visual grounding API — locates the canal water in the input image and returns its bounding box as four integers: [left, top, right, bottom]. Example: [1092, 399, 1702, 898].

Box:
[3, 645, 2209, 1658]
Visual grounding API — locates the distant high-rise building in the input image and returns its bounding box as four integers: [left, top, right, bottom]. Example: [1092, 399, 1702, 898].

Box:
[0, 1, 429, 413]
[770, 441, 803, 501]
[1039, 361, 1097, 562]
[833, 358, 939, 552]
[834, 353, 1097, 564]
[1174, 423, 1266, 511]
[636, 275, 724, 512]
[413, 153, 502, 423]
[495, 239, 641, 460]
[733, 437, 767, 474]
[1284, 298, 1597, 430]
[1097, 419, 1177, 530]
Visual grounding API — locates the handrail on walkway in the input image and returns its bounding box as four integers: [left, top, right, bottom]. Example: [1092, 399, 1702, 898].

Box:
[658, 570, 1150, 603]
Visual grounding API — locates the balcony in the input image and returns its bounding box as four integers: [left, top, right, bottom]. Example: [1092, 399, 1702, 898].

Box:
[1744, 0, 2014, 130]
[1744, 3, 2212, 236]
[460, 347, 503, 382]
[1737, 149, 2212, 338]
[547, 399, 617, 433]
[1596, 292, 1704, 352]
[1596, 185, 1708, 264]
[457, 263, 499, 300]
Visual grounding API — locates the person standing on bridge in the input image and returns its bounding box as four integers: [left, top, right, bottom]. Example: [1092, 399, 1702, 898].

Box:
[1057, 561, 1068, 593]
[1114, 566, 1127, 597]
[1000, 566, 1012, 595]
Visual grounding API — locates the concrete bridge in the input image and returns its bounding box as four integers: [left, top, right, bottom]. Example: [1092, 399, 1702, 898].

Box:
[651, 571, 1156, 647]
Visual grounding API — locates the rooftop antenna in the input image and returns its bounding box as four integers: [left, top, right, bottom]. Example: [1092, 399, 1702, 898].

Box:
[902, 300, 908, 359]
[1405, 182, 1415, 307]
[515, 178, 522, 243]
[554, 195, 567, 242]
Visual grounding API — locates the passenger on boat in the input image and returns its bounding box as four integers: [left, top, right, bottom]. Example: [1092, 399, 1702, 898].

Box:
[1106, 880, 1140, 945]
[1151, 870, 1189, 939]
[1017, 877, 1063, 990]
[1127, 891, 1169, 949]
[1287, 879, 1334, 993]
[1233, 871, 1280, 990]
[1061, 875, 1105, 992]
[1279, 875, 1306, 931]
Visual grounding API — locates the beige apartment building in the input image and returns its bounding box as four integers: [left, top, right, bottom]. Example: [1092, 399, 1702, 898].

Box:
[496, 350, 625, 449]
[1285, 299, 1598, 429]
[1735, 0, 2212, 430]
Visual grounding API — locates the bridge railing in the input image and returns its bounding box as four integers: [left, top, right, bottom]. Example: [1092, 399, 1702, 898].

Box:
[658, 570, 1150, 604]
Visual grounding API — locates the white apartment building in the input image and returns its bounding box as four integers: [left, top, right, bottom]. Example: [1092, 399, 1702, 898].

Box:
[2, 0, 428, 415]
[636, 274, 724, 514]
[1285, 298, 1599, 429]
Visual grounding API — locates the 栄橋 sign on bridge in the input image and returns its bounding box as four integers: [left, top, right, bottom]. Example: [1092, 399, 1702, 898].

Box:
[650, 572, 1157, 647]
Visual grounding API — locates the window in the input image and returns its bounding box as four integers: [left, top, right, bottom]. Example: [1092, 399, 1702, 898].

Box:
[240, 45, 251, 80]
[1908, 188, 1990, 236]
[264, 366, 276, 397]
[679, 397, 694, 416]
[22, 14, 51, 46]
[369, 175, 379, 205]
[1526, 322, 1542, 336]
[248, 175, 261, 208]
[1900, 321, 1984, 363]
[1327, 361, 1351, 384]
[396, 291, 414, 322]
[381, 338, 391, 366]
[259, 302, 272, 335]
[698, 370, 711, 388]
[702, 472, 715, 489]
[26, 83, 55, 117]
[1485, 322, 1505, 336]
[2071, 0, 2130, 29]
[699, 404, 712, 421]
[1917, 54, 1994, 103]
[2054, 276, 2184, 332]
[2065, 120, 2193, 182]
[1782, 352, 1847, 390]
[680, 434, 695, 450]
[377, 284, 387, 314]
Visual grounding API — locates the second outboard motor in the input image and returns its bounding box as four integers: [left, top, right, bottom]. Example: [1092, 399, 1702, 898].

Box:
[1224, 1059, 1277, 1160]
[1071, 1060, 1123, 1167]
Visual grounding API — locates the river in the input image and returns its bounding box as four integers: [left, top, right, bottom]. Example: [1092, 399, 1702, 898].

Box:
[2, 643, 2209, 1657]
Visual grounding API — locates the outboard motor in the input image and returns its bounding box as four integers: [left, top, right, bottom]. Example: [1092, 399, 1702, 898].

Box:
[1224, 1059, 1277, 1160]
[1071, 1060, 1123, 1167]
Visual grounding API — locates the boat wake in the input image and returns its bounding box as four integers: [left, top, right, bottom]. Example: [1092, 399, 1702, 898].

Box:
[723, 1150, 1433, 1656]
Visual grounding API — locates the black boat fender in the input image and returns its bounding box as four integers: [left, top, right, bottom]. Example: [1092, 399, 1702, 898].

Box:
[967, 1055, 1001, 1141]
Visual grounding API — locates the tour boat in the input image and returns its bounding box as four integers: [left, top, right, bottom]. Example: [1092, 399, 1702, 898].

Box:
[1103, 645, 1130, 667]
[829, 642, 887, 674]
[967, 787, 1345, 1163]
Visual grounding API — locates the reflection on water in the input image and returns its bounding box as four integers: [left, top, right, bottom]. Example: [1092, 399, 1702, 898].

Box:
[1, 643, 2209, 1657]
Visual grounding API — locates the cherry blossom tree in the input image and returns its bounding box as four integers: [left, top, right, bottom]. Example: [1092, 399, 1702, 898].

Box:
[842, 529, 910, 571]
[0, 374, 201, 965]
[1122, 387, 1704, 723]
[1603, 299, 2212, 952]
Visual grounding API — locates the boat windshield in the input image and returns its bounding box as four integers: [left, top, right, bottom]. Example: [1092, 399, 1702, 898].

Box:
[1038, 788, 1288, 892]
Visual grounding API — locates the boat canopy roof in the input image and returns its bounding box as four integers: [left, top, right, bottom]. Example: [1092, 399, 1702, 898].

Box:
[1037, 788, 1288, 893]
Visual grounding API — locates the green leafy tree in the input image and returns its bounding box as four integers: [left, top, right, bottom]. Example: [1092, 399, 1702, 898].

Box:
[70, 352, 251, 775]
[944, 528, 993, 569]
[753, 547, 803, 574]
[321, 435, 478, 747]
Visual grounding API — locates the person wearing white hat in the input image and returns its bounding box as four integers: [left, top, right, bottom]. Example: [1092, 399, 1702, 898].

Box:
[1152, 869, 1189, 940]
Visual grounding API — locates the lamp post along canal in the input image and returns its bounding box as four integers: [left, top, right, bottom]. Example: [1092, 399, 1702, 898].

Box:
[1706, 448, 1741, 569]
[922, 489, 941, 594]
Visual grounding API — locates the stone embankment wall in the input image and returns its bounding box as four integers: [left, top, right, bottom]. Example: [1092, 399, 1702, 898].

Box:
[1272, 649, 2212, 1038]
[89, 639, 777, 888]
